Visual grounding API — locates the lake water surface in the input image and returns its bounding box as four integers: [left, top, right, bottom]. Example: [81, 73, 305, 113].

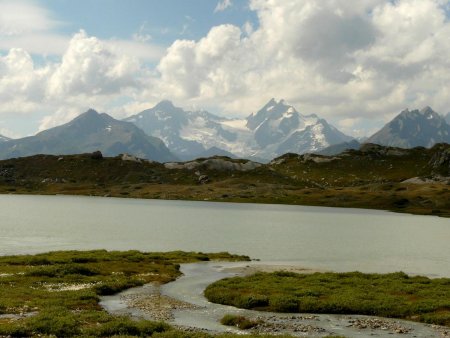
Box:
[1, 195, 449, 277]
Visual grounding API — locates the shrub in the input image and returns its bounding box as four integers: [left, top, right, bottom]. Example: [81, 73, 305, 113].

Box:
[220, 314, 259, 330]
[87, 317, 170, 336]
[27, 309, 81, 336]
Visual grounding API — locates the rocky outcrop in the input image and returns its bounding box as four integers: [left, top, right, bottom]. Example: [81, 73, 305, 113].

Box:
[359, 143, 410, 156]
[269, 153, 337, 165]
[91, 151, 103, 160]
[428, 145, 450, 176]
[164, 158, 262, 172]
[121, 153, 141, 162]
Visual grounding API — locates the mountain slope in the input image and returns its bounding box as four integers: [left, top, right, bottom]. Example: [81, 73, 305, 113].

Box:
[126, 99, 352, 160]
[316, 139, 361, 156]
[366, 107, 450, 148]
[196, 146, 237, 159]
[0, 144, 448, 217]
[124, 100, 246, 160]
[0, 135, 10, 142]
[247, 99, 353, 159]
[445, 113, 450, 125]
[0, 109, 176, 162]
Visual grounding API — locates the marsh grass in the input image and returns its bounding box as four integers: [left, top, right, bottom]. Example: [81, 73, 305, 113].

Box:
[205, 271, 450, 327]
[220, 314, 261, 329]
[0, 250, 249, 337]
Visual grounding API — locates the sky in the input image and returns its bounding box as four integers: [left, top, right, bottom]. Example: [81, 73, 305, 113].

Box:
[0, 0, 450, 138]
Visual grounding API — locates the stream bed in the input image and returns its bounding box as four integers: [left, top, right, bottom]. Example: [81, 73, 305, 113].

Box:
[100, 261, 449, 337]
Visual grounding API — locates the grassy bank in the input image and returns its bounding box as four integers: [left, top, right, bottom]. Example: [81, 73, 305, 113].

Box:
[0, 250, 250, 337]
[0, 143, 449, 217]
[205, 271, 450, 327]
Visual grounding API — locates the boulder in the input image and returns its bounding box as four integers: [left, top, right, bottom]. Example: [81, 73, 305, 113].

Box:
[91, 151, 103, 160]
[198, 175, 209, 184]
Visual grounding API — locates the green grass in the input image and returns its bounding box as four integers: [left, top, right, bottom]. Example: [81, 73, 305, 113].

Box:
[205, 271, 450, 327]
[220, 314, 261, 329]
[0, 250, 249, 337]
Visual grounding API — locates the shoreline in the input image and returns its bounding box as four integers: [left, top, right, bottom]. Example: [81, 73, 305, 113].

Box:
[101, 261, 450, 337]
[0, 191, 448, 218]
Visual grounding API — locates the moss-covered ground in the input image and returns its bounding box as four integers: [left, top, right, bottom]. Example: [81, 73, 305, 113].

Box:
[205, 271, 450, 327]
[0, 250, 251, 337]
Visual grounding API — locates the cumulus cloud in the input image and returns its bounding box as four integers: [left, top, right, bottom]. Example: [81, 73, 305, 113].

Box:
[2, 0, 450, 138]
[153, 0, 450, 132]
[0, 30, 152, 131]
[0, 48, 50, 113]
[47, 30, 141, 96]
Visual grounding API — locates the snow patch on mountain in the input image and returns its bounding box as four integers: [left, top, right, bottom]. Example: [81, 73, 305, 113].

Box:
[124, 99, 352, 161]
[0, 135, 10, 142]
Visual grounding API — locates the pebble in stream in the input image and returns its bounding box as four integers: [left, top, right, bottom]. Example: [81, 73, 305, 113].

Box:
[346, 318, 411, 334]
[251, 315, 327, 335]
[120, 285, 200, 322]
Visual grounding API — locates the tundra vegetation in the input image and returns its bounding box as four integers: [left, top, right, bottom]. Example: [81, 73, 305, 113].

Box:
[0, 144, 449, 217]
[205, 271, 450, 327]
[0, 250, 254, 337]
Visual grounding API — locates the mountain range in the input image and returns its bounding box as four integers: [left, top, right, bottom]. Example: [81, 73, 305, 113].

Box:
[318, 107, 450, 155]
[0, 100, 449, 162]
[124, 99, 352, 161]
[0, 109, 176, 162]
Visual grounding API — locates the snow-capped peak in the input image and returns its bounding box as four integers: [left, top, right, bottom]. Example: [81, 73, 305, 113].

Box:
[125, 98, 352, 161]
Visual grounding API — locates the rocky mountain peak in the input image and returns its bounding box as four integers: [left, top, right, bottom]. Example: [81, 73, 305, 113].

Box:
[366, 106, 450, 148]
[246, 98, 299, 131]
[420, 106, 434, 114]
[80, 108, 101, 117]
[125, 98, 352, 161]
[153, 100, 177, 111]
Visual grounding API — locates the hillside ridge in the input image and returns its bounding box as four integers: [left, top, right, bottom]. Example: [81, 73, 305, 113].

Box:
[0, 144, 449, 217]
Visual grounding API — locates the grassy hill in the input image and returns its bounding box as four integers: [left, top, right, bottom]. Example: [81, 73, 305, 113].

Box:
[0, 143, 449, 217]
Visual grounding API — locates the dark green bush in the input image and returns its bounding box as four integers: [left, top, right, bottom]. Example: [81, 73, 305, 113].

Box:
[87, 317, 170, 336]
[220, 314, 260, 329]
[27, 309, 80, 336]
[205, 271, 450, 326]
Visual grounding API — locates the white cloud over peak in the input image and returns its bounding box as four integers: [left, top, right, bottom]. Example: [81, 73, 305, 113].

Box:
[47, 30, 141, 97]
[0, 30, 152, 131]
[0, 48, 50, 112]
[2, 0, 450, 138]
[153, 0, 450, 131]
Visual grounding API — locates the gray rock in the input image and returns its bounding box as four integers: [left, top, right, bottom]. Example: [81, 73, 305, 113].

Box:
[91, 151, 103, 160]
[198, 175, 209, 184]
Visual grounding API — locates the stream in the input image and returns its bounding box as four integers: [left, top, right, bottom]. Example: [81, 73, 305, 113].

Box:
[100, 261, 448, 337]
